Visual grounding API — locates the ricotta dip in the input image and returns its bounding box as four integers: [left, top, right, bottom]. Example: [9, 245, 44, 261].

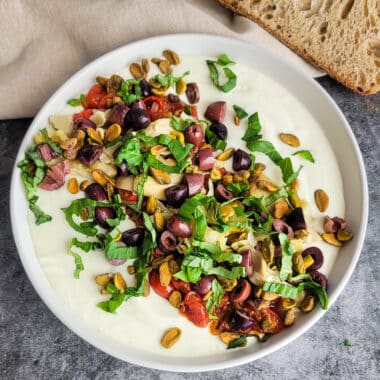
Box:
[28, 55, 344, 357]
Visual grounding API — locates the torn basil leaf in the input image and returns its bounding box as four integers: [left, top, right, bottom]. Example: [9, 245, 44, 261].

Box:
[206, 54, 237, 93]
[293, 150, 315, 163]
[233, 104, 248, 119]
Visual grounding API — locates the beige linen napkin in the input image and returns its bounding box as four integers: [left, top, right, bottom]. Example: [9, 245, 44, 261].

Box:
[0, 0, 323, 119]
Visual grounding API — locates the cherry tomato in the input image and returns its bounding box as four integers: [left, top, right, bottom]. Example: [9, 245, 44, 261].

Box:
[73, 108, 93, 120]
[180, 291, 210, 328]
[84, 84, 113, 109]
[188, 105, 198, 119]
[148, 269, 173, 299]
[143, 95, 166, 120]
[170, 278, 192, 295]
[213, 294, 229, 318]
[117, 189, 138, 203]
[260, 308, 284, 334]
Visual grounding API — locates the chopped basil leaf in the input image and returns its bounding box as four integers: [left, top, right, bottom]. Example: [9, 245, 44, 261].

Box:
[227, 336, 247, 349]
[205, 126, 227, 151]
[207, 266, 246, 280]
[193, 208, 207, 240]
[67, 94, 86, 106]
[169, 116, 195, 131]
[136, 162, 148, 210]
[278, 232, 294, 281]
[97, 283, 126, 313]
[206, 279, 224, 316]
[69, 237, 99, 279]
[233, 104, 248, 119]
[292, 150, 315, 163]
[184, 106, 193, 115]
[264, 187, 289, 206]
[155, 71, 189, 88]
[226, 181, 249, 194]
[216, 54, 236, 66]
[247, 140, 283, 165]
[29, 196, 52, 224]
[40, 128, 62, 154]
[242, 196, 266, 212]
[145, 153, 189, 173]
[242, 112, 262, 142]
[289, 273, 312, 282]
[206, 55, 237, 93]
[167, 139, 194, 162]
[279, 157, 303, 185]
[117, 79, 142, 105]
[298, 281, 329, 310]
[263, 281, 299, 299]
[115, 139, 143, 169]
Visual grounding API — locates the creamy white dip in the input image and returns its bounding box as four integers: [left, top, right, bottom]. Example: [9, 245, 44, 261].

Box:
[29, 56, 344, 356]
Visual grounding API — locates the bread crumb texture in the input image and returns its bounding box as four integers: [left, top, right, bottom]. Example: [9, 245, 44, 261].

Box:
[218, 0, 380, 94]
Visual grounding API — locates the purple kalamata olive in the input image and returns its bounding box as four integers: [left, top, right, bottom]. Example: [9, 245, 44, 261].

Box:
[124, 107, 151, 131]
[164, 184, 188, 208]
[230, 279, 252, 303]
[192, 148, 214, 171]
[85, 183, 108, 201]
[77, 144, 103, 167]
[204, 101, 226, 123]
[303, 247, 324, 271]
[108, 241, 127, 266]
[285, 207, 307, 230]
[209, 122, 228, 140]
[233, 149, 252, 171]
[107, 104, 129, 127]
[159, 230, 177, 252]
[324, 216, 348, 233]
[185, 82, 200, 104]
[214, 183, 234, 202]
[95, 206, 116, 228]
[194, 275, 214, 296]
[167, 214, 192, 238]
[73, 118, 96, 132]
[139, 79, 152, 97]
[168, 93, 180, 103]
[272, 219, 295, 238]
[116, 161, 129, 176]
[131, 100, 147, 110]
[184, 173, 204, 197]
[185, 124, 203, 148]
[332, 216, 348, 230]
[310, 270, 328, 289]
[230, 310, 256, 332]
[240, 250, 253, 277]
[122, 227, 145, 246]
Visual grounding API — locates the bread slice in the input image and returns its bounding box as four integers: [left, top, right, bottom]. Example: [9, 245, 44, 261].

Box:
[217, 0, 380, 94]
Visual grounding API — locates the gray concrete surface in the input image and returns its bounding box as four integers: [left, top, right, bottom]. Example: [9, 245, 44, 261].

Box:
[0, 76, 379, 379]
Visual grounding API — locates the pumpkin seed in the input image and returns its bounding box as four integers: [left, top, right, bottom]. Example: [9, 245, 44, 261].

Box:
[159, 262, 172, 286]
[67, 177, 79, 194]
[220, 332, 240, 345]
[129, 62, 146, 79]
[113, 272, 127, 292]
[315, 189, 329, 212]
[337, 230, 353, 241]
[168, 290, 182, 308]
[95, 273, 111, 286]
[321, 233, 342, 247]
[273, 199, 289, 218]
[279, 133, 300, 147]
[150, 167, 171, 184]
[163, 49, 180, 65]
[87, 128, 103, 144]
[104, 123, 121, 143]
[175, 79, 186, 95]
[216, 148, 235, 161]
[161, 327, 182, 349]
[158, 60, 172, 74]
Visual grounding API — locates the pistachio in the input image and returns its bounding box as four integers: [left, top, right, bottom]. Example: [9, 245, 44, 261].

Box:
[67, 177, 79, 194]
[104, 123, 122, 143]
[154, 210, 165, 231]
[168, 259, 179, 275]
[234, 115, 240, 126]
[79, 180, 90, 191]
[254, 286, 263, 298]
[169, 130, 185, 145]
[175, 79, 186, 95]
[301, 295, 315, 312]
[216, 148, 235, 161]
[87, 127, 103, 145]
[168, 290, 182, 308]
[152, 87, 169, 96]
[199, 143, 214, 151]
[233, 170, 250, 183]
[303, 254, 315, 270]
[149, 77, 162, 88]
[151, 57, 163, 65]
[273, 199, 289, 219]
[208, 320, 220, 335]
[222, 173, 233, 185]
[293, 252, 305, 274]
[141, 58, 150, 74]
[106, 182, 114, 201]
[161, 327, 182, 349]
[279, 133, 300, 147]
[210, 167, 222, 182]
[163, 49, 180, 65]
[113, 272, 127, 292]
[158, 60, 172, 74]
[129, 62, 146, 79]
[146, 196, 158, 214]
[150, 167, 171, 184]
[106, 74, 124, 94]
[127, 265, 135, 275]
[284, 308, 297, 326]
[217, 276, 237, 292]
[100, 288, 109, 295]
[95, 273, 111, 286]
[80, 207, 90, 221]
[262, 292, 280, 301]
[281, 298, 296, 310]
[151, 255, 174, 270]
[92, 169, 115, 187]
[321, 233, 342, 247]
[337, 230, 353, 241]
[220, 332, 240, 345]
[294, 229, 309, 239]
[159, 262, 172, 286]
[315, 189, 329, 212]
[150, 144, 168, 156]
[253, 162, 266, 175]
[185, 165, 199, 174]
[60, 137, 78, 151]
[143, 281, 150, 297]
[96, 76, 108, 87]
[257, 179, 279, 193]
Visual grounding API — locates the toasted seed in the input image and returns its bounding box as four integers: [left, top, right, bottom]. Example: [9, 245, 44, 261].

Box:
[253, 163, 266, 175]
[127, 265, 135, 275]
[106, 182, 114, 202]
[262, 292, 280, 301]
[151, 255, 174, 270]
[129, 62, 146, 79]
[321, 233, 342, 247]
[234, 170, 250, 183]
[163, 49, 180, 65]
[113, 272, 127, 292]
[303, 254, 315, 270]
[301, 295, 315, 312]
[273, 200, 289, 218]
[293, 252, 305, 274]
[168, 259, 179, 275]
[158, 60, 172, 74]
[216, 148, 235, 161]
[175, 78, 187, 95]
[282, 298, 296, 310]
[149, 77, 162, 89]
[257, 179, 279, 193]
[79, 180, 90, 191]
[209, 320, 220, 335]
[67, 177, 79, 194]
[146, 196, 157, 214]
[161, 327, 182, 349]
[210, 167, 222, 182]
[95, 273, 111, 286]
[222, 173, 233, 185]
[234, 115, 241, 126]
[284, 308, 297, 326]
[168, 290, 182, 308]
[92, 169, 115, 187]
[150, 167, 171, 184]
[154, 211, 165, 231]
[159, 262, 172, 287]
[141, 58, 150, 74]
[87, 127, 103, 144]
[220, 332, 240, 345]
[315, 189, 329, 212]
[152, 87, 168, 96]
[337, 230, 353, 241]
[60, 137, 78, 151]
[151, 57, 163, 65]
[279, 133, 300, 147]
[104, 123, 121, 143]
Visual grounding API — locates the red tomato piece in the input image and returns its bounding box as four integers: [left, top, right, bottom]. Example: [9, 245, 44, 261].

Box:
[180, 291, 210, 328]
[213, 293, 229, 318]
[260, 308, 284, 334]
[148, 269, 173, 299]
[84, 84, 113, 109]
[170, 278, 192, 296]
[73, 109, 93, 120]
[117, 189, 138, 204]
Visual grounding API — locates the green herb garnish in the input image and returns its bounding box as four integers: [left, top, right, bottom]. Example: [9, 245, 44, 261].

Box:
[233, 104, 249, 119]
[117, 79, 142, 105]
[206, 54, 237, 92]
[67, 94, 86, 107]
[292, 150, 315, 163]
[206, 279, 224, 317]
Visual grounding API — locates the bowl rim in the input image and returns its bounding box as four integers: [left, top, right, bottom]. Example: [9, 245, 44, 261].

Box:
[10, 33, 368, 372]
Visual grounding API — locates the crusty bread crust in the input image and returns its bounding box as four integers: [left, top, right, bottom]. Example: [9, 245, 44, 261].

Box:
[218, 0, 380, 95]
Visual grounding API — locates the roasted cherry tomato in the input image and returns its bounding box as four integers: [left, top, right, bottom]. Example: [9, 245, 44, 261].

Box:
[212, 293, 229, 318]
[260, 308, 284, 334]
[170, 278, 192, 296]
[143, 95, 166, 120]
[73, 108, 93, 120]
[180, 291, 210, 328]
[84, 84, 113, 109]
[117, 189, 138, 203]
[148, 269, 173, 299]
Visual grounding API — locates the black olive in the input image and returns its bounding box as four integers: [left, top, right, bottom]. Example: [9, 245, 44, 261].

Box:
[139, 79, 152, 97]
[107, 104, 129, 127]
[214, 183, 233, 202]
[95, 207, 116, 228]
[230, 310, 256, 332]
[85, 183, 108, 202]
[122, 227, 145, 246]
[285, 207, 307, 230]
[164, 184, 188, 208]
[209, 122, 228, 140]
[77, 145, 103, 167]
[124, 107, 151, 131]
[73, 118, 96, 132]
[232, 149, 252, 171]
[159, 230, 177, 252]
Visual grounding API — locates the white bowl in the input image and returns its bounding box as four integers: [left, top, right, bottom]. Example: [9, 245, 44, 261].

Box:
[10, 34, 368, 372]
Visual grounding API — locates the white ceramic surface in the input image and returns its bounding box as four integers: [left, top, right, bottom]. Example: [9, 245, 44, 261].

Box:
[10, 34, 368, 372]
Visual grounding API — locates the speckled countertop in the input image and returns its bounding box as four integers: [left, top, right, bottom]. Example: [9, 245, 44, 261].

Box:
[0, 76, 379, 379]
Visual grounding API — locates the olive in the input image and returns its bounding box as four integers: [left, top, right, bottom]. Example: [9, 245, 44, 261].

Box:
[159, 230, 177, 252]
[324, 216, 347, 233]
[209, 122, 228, 140]
[164, 184, 188, 208]
[229, 279, 252, 303]
[272, 219, 295, 239]
[122, 227, 145, 246]
[184, 173, 204, 197]
[124, 107, 151, 131]
[204, 101, 226, 123]
[73, 117, 96, 132]
[230, 310, 256, 333]
[194, 276, 214, 296]
[167, 214, 192, 238]
[232, 149, 252, 171]
[139, 79, 152, 97]
[85, 183, 108, 202]
[95, 206, 116, 228]
[77, 144, 103, 167]
[185, 82, 200, 104]
[285, 207, 307, 230]
[116, 161, 129, 177]
[302, 247, 324, 271]
[192, 148, 214, 171]
[214, 183, 234, 202]
[185, 124, 203, 148]
[107, 104, 129, 127]
[310, 270, 328, 289]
